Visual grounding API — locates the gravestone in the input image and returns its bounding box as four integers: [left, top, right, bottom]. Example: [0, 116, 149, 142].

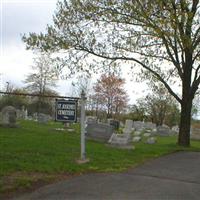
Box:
[16, 109, 23, 120]
[123, 119, 134, 135]
[37, 113, 50, 124]
[134, 131, 142, 136]
[143, 133, 151, 137]
[146, 137, 157, 144]
[1, 106, 17, 127]
[108, 119, 134, 148]
[16, 106, 28, 120]
[86, 123, 114, 142]
[120, 121, 124, 128]
[156, 125, 173, 136]
[132, 136, 141, 143]
[109, 119, 120, 130]
[172, 125, 179, 133]
[133, 121, 145, 131]
[133, 121, 156, 131]
[33, 113, 38, 121]
[27, 116, 33, 121]
[21, 106, 28, 120]
[191, 128, 200, 140]
[86, 116, 97, 124]
[67, 128, 75, 132]
[191, 128, 200, 135]
[107, 118, 113, 124]
[143, 122, 156, 130]
[151, 128, 158, 135]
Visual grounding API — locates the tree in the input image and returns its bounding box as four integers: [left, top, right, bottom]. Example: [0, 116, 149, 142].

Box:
[27, 89, 58, 115]
[138, 84, 180, 127]
[165, 103, 180, 128]
[25, 54, 58, 94]
[25, 53, 58, 114]
[71, 73, 91, 97]
[93, 74, 128, 118]
[126, 104, 146, 121]
[22, 1, 200, 146]
[0, 87, 29, 110]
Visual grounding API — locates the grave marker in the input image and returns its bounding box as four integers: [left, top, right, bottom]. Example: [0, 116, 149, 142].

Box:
[86, 123, 114, 142]
[1, 106, 17, 127]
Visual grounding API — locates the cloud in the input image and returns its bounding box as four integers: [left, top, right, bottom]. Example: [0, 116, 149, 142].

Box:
[2, 0, 57, 46]
[0, 0, 58, 90]
[0, 0, 147, 103]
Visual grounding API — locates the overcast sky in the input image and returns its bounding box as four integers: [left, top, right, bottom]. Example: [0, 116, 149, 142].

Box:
[1, 0, 57, 88]
[0, 0, 148, 103]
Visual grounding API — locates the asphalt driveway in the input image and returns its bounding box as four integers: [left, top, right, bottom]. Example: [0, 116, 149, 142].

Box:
[14, 152, 200, 200]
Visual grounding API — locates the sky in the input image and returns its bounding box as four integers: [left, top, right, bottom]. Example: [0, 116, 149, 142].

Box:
[0, 0, 148, 103]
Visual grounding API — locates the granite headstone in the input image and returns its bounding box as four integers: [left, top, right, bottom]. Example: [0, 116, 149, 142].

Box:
[86, 123, 114, 142]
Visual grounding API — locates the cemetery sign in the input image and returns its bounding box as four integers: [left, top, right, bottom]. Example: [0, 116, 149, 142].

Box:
[55, 99, 78, 122]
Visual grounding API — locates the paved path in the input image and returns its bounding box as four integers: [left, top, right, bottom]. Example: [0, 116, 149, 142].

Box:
[14, 152, 200, 200]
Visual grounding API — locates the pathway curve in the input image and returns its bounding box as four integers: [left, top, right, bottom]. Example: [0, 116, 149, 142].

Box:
[14, 152, 200, 200]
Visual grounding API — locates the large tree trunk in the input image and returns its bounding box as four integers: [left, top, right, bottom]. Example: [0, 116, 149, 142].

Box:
[178, 97, 192, 147]
[178, 48, 193, 147]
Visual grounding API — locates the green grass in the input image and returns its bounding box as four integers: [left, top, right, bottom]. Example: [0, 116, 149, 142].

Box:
[0, 120, 200, 195]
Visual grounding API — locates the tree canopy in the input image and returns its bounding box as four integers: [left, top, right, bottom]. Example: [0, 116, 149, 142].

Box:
[23, 0, 200, 146]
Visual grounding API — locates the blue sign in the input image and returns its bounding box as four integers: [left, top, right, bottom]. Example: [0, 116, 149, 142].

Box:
[55, 99, 78, 122]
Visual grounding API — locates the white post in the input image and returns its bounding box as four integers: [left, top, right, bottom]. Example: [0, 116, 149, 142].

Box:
[81, 90, 86, 160]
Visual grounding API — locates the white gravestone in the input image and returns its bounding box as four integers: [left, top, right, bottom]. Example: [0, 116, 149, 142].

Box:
[146, 137, 157, 144]
[132, 136, 141, 143]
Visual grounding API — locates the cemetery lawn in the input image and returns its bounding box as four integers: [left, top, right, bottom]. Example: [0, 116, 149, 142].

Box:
[1, 121, 200, 197]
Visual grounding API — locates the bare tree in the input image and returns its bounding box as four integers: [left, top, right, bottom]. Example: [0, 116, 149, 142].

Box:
[25, 53, 58, 113]
[25, 54, 58, 95]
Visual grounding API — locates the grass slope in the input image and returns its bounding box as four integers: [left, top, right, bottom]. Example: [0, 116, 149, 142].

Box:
[0, 120, 200, 195]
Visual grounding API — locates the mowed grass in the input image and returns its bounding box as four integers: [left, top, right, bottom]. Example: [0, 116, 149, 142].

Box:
[0, 120, 200, 195]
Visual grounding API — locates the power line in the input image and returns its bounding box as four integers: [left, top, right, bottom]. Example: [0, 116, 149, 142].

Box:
[0, 91, 80, 100]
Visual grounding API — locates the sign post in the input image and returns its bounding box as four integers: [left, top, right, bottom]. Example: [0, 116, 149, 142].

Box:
[80, 90, 86, 161]
[55, 93, 89, 163]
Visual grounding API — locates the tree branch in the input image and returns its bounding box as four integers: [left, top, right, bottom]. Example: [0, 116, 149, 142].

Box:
[191, 63, 200, 97]
[75, 45, 182, 104]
